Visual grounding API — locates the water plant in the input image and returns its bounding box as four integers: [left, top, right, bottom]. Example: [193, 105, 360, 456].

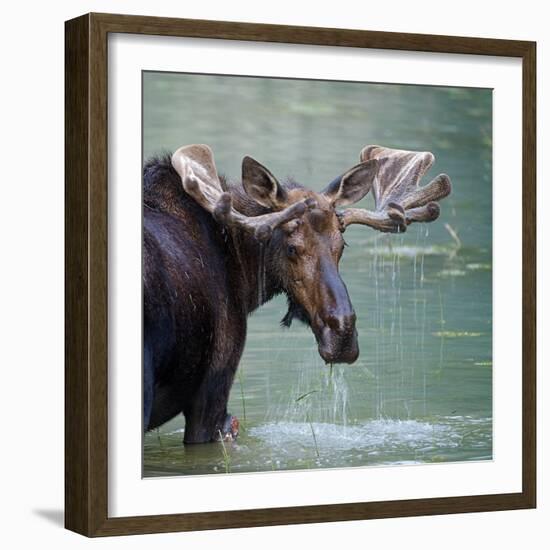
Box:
[237, 368, 247, 425]
[307, 414, 320, 459]
[217, 430, 231, 473]
[444, 222, 462, 257]
[295, 389, 320, 402]
[294, 390, 321, 459]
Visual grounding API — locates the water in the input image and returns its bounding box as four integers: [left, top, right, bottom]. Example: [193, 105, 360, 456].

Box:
[142, 72, 492, 477]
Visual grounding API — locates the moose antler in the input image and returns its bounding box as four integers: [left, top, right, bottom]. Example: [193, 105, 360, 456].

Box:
[172, 145, 312, 241]
[340, 145, 452, 233]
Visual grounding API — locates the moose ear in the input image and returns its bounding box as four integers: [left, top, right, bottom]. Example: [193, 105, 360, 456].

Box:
[322, 159, 379, 207]
[242, 156, 288, 209]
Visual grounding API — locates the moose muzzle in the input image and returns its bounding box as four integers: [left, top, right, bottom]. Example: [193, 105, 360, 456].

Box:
[313, 260, 359, 364]
[316, 311, 359, 364]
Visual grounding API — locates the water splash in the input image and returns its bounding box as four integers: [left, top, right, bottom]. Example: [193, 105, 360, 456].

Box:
[249, 416, 492, 460]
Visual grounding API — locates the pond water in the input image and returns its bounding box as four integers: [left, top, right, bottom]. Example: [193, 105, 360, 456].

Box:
[142, 72, 492, 476]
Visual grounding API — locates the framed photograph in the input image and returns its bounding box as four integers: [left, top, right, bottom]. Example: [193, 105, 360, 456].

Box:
[65, 13, 536, 536]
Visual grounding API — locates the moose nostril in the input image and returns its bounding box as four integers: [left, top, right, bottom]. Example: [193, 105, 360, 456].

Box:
[325, 316, 341, 330]
[323, 313, 356, 332]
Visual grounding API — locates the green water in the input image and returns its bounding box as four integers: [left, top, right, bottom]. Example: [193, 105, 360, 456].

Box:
[142, 72, 492, 476]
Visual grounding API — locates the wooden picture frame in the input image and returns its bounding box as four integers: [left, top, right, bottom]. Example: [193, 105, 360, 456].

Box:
[65, 12, 536, 537]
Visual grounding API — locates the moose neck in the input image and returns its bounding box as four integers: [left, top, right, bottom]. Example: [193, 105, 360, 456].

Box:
[226, 186, 282, 314]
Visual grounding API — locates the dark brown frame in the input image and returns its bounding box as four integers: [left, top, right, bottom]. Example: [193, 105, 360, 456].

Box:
[65, 12, 536, 537]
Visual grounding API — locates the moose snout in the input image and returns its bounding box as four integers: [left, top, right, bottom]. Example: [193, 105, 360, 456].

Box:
[315, 310, 359, 364]
[310, 259, 360, 364]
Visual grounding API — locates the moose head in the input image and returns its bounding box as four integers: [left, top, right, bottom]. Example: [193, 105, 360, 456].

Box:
[172, 144, 451, 365]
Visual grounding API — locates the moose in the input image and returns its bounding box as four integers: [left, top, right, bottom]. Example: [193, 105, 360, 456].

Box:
[143, 144, 451, 443]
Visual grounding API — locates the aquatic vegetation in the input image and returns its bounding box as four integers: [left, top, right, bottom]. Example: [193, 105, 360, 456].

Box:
[466, 263, 492, 271]
[307, 415, 320, 458]
[438, 269, 467, 277]
[355, 243, 455, 258]
[295, 389, 321, 402]
[474, 361, 492, 367]
[156, 428, 163, 446]
[237, 368, 247, 426]
[217, 431, 232, 474]
[444, 223, 462, 256]
[432, 331, 483, 338]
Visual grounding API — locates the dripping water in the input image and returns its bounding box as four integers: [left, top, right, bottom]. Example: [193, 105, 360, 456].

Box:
[421, 224, 430, 288]
[373, 235, 381, 418]
[413, 226, 421, 346]
[257, 242, 266, 306]
[421, 225, 429, 414]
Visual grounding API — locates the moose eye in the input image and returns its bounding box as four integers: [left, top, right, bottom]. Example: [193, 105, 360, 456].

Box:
[287, 244, 298, 257]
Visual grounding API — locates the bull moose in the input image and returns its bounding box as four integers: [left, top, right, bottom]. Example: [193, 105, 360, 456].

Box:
[143, 144, 451, 443]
